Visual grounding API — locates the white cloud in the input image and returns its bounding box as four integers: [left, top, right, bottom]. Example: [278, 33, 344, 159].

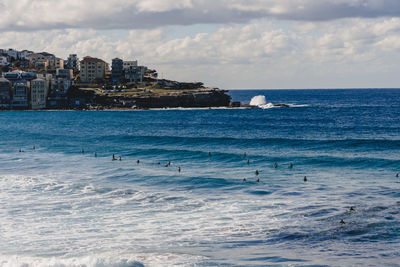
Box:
[2, 0, 400, 31]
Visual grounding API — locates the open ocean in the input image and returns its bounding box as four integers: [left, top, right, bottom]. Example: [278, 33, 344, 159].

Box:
[0, 89, 400, 267]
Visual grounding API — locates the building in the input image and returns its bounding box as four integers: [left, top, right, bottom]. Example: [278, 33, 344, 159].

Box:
[56, 68, 73, 80]
[3, 72, 37, 84]
[34, 60, 49, 71]
[20, 50, 34, 60]
[80, 56, 106, 83]
[55, 58, 64, 69]
[31, 78, 48, 110]
[125, 66, 146, 83]
[111, 58, 124, 83]
[0, 56, 8, 66]
[123, 60, 138, 70]
[27, 52, 56, 69]
[66, 54, 79, 71]
[0, 77, 11, 109]
[5, 49, 20, 60]
[11, 80, 29, 109]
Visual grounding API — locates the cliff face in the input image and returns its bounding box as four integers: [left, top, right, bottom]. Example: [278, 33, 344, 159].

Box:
[129, 89, 231, 108]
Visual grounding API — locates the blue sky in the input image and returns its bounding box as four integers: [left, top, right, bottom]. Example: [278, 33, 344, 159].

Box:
[1, 0, 400, 89]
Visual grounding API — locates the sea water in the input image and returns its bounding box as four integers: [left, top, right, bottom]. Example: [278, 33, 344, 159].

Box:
[0, 89, 399, 266]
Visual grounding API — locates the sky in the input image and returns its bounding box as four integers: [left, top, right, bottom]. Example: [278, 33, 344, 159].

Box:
[1, 0, 400, 89]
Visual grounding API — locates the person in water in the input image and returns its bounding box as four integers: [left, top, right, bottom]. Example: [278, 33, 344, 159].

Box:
[81, 148, 85, 153]
[350, 206, 355, 212]
[256, 178, 260, 182]
[137, 160, 140, 164]
[178, 167, 181, 173]
[19, 148, 22, 152]
[255, 170, 259, 176]
[243, 178, 247, 182]
[94, 152, 97, 157]
[304, 176, 307, 182]
[397, 173, 399, 178]
[119, 156, 122, 161]
[340, 219, 346, 225]
[288, 163, 293, 169]
[243, 152, 247, 157]
[208, 152, 212, 156]
[274, 162, 278, 168]
[33, 146, 36, 150]
[112, 154, 116, 161]
[247, 159, 250, 165]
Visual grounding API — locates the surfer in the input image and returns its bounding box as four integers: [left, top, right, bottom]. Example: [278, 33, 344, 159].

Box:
[137, 160, 140, 164]
[255, 170, 259, 176]
[243, 178, 247, 182]
[340, 219, 346, 225]
[350, 206, 355, 212]
[288, 163, 293, 169]
[112, 154, 116, 161]
[274, 162, 278, 168]
[396, 173, 399, 178]
[304, 176, 307, 182]
[178, 167, 181, 173]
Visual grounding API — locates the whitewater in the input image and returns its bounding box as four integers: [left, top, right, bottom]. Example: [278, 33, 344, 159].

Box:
[1, 89, 400, 266]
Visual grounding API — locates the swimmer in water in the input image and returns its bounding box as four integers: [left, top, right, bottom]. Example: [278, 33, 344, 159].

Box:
[247, 159, 250, 165]
[157, 162, 161, 165]
[19, 148, 22, 152]
[243, 152, 247, 157]
[33, 146, 36, 150]
[340, 219, 346, 225]
[119, 156, 122, 161]
[256, 178, 260, 182]
[94, 152, 97, 157]
[137, 160, 140, 164]
[112, 154, 116, 161]
[350, 206, 355, 212]
[178, 167, 181, 173]
[208, 152, 212, 156]
[255, 170, 259, 176]
[397, 173, 399, 178]
[304, 176, 307, 182]
[274, 162, 278, 168]
[243, 178, 247, 182]
[81, 148, 84, 153]
[288, 163, 293, 169]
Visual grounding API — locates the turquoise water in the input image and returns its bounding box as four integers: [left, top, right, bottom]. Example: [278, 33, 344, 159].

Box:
[0, 89, 399, 266]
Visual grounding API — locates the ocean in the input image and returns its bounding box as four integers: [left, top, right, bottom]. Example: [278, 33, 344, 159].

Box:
[0, 89, 399, 266]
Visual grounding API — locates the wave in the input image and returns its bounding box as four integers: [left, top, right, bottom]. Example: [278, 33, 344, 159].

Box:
[249, 95, 309, 109]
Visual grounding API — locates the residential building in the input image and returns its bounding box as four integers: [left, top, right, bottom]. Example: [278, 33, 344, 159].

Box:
[66, 54, 79, 71]
[0, 56, 8, 66]
[20, 50, 34, 60]
[0, 77, 11, 109]
[111, 58, 124, 83]
[123, 60, 138, 70]
[55, 58, 64, 69]
[31, 78, 48, 110]
[5, 49, 20, 60]
[27, 52, 56, 69]
[80, 56, 106, 83]
[34, 60, 49, 71]
[3, 72, 37, 84]
[125, 66, 146, 83]
[56, 68, 73, 80]
[11, 80, 29, 109]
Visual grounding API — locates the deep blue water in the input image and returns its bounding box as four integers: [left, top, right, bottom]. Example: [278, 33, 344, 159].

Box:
[0, 89, 399, 266]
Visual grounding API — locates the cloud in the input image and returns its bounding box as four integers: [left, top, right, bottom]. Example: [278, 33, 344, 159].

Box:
[3, 17, 400, 88]
[2, 0, 400, 31]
